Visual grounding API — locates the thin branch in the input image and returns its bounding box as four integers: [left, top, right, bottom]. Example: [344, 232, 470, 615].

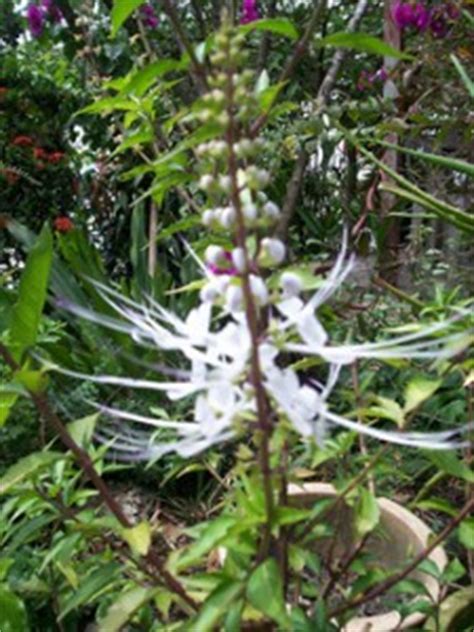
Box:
[275, 148, 308, 242]
[317, 0, 369, 105]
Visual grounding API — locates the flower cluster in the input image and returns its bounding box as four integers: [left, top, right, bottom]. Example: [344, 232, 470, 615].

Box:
[54, 216, 74, 233]
[392, 1, 459, 37]
[11, 135, 66, 169]
[240, 0, 259, 25]
[26, 0, 63, 38]
[139, 3, 160, 29]
[56, 24, 472, 461]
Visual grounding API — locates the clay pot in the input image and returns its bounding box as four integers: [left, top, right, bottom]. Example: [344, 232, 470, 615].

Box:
[288, 482, 447, 631]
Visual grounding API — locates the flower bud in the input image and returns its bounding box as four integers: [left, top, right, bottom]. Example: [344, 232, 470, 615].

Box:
[262, 201, 280, 221]
[260, 238, 286, 266]
[243, 203, 258, 222]
[280, 272, 303, 298]
[220, 206, 236, 228]
[250, 275, 269, 306]
[202, 210, 215, 226]
[205, 245, 226, 266]
[231, 247, 246, 273]
[199, 174, 214, 191]
[219, 175, 232, 193]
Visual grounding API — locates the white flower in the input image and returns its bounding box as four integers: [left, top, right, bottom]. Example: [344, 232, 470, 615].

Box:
[232, 247, 246, 273]
[225, 284, 244, 313]
[249, 274, 269, 306]
[262, 201, 280, 221]
[260, 238, 286, 266]
[205, 245, 226, 266]
[280, 272, 302, 298]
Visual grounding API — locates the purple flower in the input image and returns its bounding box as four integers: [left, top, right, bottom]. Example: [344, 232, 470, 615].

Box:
[392, 2, 429, 31]
[27, 4, 44, 37]
[357, 67, 388, 91]
[240, 0, 259, 25]
[429, 3, 459, 38]
[140, 3, 160, 29]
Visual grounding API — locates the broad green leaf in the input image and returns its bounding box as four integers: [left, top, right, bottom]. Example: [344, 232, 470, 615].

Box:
[440, 558, 466, 583]
[425, 451, 474, 483]
[366, 396, 405, 428]
[450, 54, 474, 98]
[13, 369, 48, 394]
[191, 580, 244, 632]
[247, 559, 290, 627]
[240, 17, 299, 40]
[355, 488, 380, 536]
[67, 414, 98, 448]
[122, 521, 152, 557]
[173, 515, 236, 572]
[404, 377, 442, 413]
[458, 518, 474, 549]
[319, 32, 412, 60]
[59, 562, 121, 620]
[10, 225, 53, 361]
[0, 586, 29, 632]
[98, 586, 160, 632]
[0, 452, 63, 495]
[111, 0, 145, 37]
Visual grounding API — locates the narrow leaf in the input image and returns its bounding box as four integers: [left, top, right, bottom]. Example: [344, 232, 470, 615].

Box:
[355, 488, 380, 536]
[0, 452, 63, 495]
[111, 0, 145, 37]
[247, 559, 290, 627]
[240, 18, 299, 40]
[319, 32, 412, 60]
[98, 586, 159, 632]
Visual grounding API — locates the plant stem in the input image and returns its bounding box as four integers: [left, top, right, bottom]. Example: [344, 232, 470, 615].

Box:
[0, 342, 197, 611]
[224, 44, 274, 560]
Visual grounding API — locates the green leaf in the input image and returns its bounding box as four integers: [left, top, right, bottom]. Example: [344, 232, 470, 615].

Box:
[10, 225, 53, 361]
[191, 580, 244, 632]
[173, 515, 237, 572]
[0, 586, 29, 632]
[13, 369, 49, 394]
[240, 17, 299, 40]
[425, 451, 474, 483]
[440, 558, 466, 584]
[404, 377, 442, 413]
[450, 54, 474, 98]
[355, 487, 380, 536]
[78, 96, 139, 116]
[59, 562, 121, 620]
[247, 559, 290, 627]
[319, 32, 412, 60]
[98, 586, 160, 632]
[366, 396, 405, 428]
[67, 414, 98, 448]
[458, 518, 474, 549]
[0, 389, 19, 428]
[437, 586, 474, 632]
[0, 452, 63, 495]
[124, 59, 186, 96]
[274, 506, 312, 526]
[371, 140, 474, 178]
[121, 521, 152, 557]
[111, 0, 145, 37]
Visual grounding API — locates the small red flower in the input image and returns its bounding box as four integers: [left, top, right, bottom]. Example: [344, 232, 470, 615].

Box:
[12, 135, 35, 147]
[33, 147, 49, 160]
[48, 151, 65, 164]
[54, 216, 74, 233]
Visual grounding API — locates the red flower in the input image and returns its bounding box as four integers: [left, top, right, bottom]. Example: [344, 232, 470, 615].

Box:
[12, 135, 35, 147]
[48, 151, 65, 164]
[33, 147, 49, 160]
[54, 216, 74, 233]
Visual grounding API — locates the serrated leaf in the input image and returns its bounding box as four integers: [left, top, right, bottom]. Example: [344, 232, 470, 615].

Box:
[247, 559, 290, 627]
[122, 521, 152, 556]
[111, 0, 145, 37]
[0, 452, 63, 495]
[319, 32, 412, 60]
[404, 377, 442, 413]
[355, 487, 380, 536]
[240, 18, 299, 40]
[458, 518, 474, 549]
[98, 586, 159, 632]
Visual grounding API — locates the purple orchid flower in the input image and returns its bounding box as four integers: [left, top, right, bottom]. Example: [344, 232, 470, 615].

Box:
[27, 4, 45, 38]
[240, 0, 259, 25]
[140, 3, 160, 29]
[392, 1, 429, 31]
[429, 3, 459, 38]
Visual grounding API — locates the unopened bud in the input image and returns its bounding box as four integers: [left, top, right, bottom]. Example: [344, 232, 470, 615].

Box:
[260, 238, 286, 266]
[250, 275, 269, 306]
[280, 272, 303, 298]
